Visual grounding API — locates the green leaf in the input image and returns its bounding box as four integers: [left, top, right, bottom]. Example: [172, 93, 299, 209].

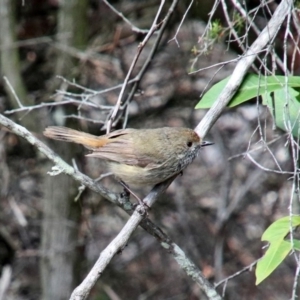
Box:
[256, 240, 292, 285]
[263, 87, 300, 138]
[196, 74, 300, 109]
[255, 216, 300, 285]
[262, 216, 300, 243]
[292, 239, 300, 251]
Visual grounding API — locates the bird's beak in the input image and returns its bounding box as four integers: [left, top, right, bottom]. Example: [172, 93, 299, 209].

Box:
[201, 141, 214, 147]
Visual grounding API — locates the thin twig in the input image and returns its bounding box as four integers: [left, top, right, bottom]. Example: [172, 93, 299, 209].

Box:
[168, 0, 194, 47]
[102, 0, 149, 34]
[229, 0, 287, 74]
[246, 153, 293, 175]
[3, 76, 23, 108]
[215, 258, 261, 288]
[106, 0, 166, 133]
[114, 0, 180, 129]
[4, 100, 108, 115]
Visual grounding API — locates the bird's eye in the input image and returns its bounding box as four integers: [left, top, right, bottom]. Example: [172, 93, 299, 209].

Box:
[187, 141, 193, 147]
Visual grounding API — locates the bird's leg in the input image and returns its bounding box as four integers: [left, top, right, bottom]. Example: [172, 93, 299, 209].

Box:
[120, 184, 130, 199]
[119, 180, 149, 209]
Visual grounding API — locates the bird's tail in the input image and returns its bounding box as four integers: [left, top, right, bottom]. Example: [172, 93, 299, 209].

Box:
[43, 126, 108, 148]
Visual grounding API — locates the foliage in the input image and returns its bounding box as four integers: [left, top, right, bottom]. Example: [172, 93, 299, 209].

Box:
[209, 19, 224, 40]
[196, 74, 300, 137]
[255, 216, 300, 285]
[232, 11, 244, 33]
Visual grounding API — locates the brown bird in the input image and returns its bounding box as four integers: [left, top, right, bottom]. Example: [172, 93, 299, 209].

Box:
[43, 126, 213, 187]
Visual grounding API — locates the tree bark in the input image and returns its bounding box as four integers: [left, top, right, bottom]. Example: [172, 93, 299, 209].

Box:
[0, 0, 39, 130]
[40, 0, 88, 299]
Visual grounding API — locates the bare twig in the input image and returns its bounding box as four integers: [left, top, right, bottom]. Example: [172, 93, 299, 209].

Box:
[220, 0, 260, 73]
[56, 76, 138, 96]
[116, 0, 180, 129]
[106, 0, 166, 132]
[102, 0, 149, 34]
[3, 76, 23, 108]
[0, 265, 12, 300]
[189, 57, 239, 75]
[246, 153, 293, 175]
[4, 99, 109, 115]
[229, 0, 287, 74]
[168, 0, 194, 47]
[8, 196, 28, 227]
[228, 134, 286, 160]
[62, 114, 106, 124]
[215, 258, 260, 288]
